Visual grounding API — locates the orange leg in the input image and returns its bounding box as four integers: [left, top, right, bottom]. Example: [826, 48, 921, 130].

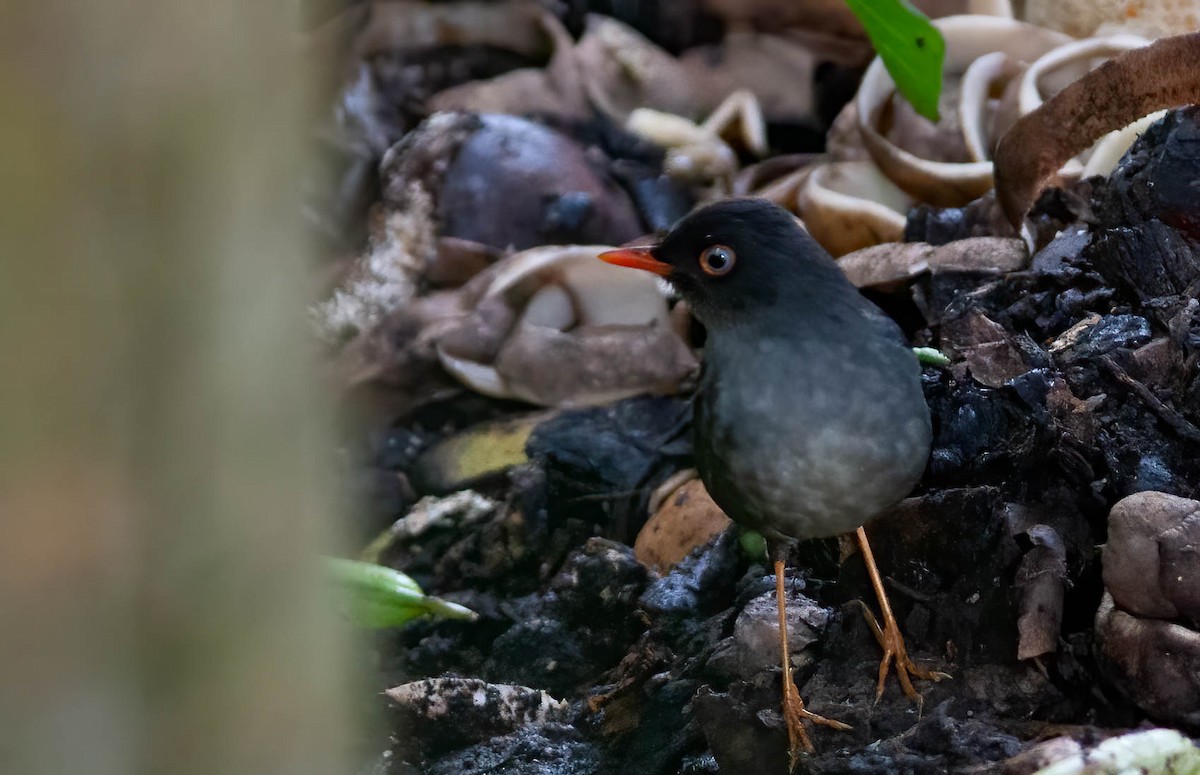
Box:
[855, 527, 950, 703]
[774, 560, 851, 769]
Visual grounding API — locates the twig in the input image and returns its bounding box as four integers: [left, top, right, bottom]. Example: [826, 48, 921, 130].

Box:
[1099, 355, 1200, 443]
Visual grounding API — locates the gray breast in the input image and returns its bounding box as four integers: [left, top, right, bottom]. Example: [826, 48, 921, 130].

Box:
[695, 332, 931, 542]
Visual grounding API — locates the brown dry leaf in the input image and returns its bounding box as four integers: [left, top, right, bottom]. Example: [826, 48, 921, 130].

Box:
[575, 15, 695, 121]
[942, 309, 1030, 387]
[678, 33, 819, 126]
[494, 322, 698, 408]
[355, 1, 550, 59]
[1014, 525, 1067, 661]
[635, 478, 733, 572]
[994, 31, 1200, 229]
[837, 237, 1028, 289]
[1044, 377, 1099, 445]
[436, 244, 697, 407]
[428, 12, 589, 121]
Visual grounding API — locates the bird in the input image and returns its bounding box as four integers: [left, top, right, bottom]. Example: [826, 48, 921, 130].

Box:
[599, 198, 946, 767]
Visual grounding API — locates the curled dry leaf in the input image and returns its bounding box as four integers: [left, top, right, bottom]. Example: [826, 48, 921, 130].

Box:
[627, 90, 766, 186]
[436, 244, 698, 407]
[410, 414, 551, 494]
[797, 160, 911, 256]
[634, 477, 733, 572]
[994, 31, 1200, 230]
[699, 0, 1010, 46]
[1014, 525, 1067, 661]
[1010, 34, 1154, 180]
[732, 154, 819, 202]
[677, 33, 819, 129]
[836, 236, 1027, 288]
[578, 15, 831, 131]
[855, 15, 1069, 207]
[1096, 491, 1200, 726]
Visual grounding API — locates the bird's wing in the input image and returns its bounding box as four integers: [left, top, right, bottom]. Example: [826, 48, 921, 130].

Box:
[853, 296, 911, 349]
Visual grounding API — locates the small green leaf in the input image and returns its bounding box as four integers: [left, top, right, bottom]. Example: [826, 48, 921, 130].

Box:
[324, 557, 477, 628]
[913, 346, 950, 367]
[739, 529, 768, 561]
[844, 0, 945, 122]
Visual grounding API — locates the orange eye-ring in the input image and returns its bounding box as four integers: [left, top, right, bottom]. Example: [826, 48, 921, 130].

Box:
[699, 244, 736, 277]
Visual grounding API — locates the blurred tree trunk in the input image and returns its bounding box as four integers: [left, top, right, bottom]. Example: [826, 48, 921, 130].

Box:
[0, 2, 351, 774]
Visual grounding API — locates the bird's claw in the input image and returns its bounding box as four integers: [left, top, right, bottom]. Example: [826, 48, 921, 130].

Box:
[856, 599, 950, 704]
[781, 676, 851, 770]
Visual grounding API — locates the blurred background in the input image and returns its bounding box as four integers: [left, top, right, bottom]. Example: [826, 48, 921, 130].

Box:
[1, 3, 353, 773]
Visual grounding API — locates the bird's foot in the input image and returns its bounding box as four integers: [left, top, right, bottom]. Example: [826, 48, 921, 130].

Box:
[780, 676, 851, 769]
[856, 600, 951, 704]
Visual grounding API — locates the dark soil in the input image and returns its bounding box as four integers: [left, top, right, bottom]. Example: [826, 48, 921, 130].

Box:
[317, 7, 1200, 772]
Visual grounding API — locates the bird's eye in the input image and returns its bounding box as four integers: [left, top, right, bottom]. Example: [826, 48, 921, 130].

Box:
[698, 244, 736, 277]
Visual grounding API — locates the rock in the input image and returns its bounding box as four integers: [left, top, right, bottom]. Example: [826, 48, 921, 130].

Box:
[423, 723, 601, 775]
[1095, 591, 1200, 728]
[1095, 492, 1200, 726]
[1102, 491, 1200, 624]
[1017, 728, 1200, 775]
[486, 617, 591, 696]
[437, 114, 643, 250]
[380, 112, 642, 252]
[1084, 221, 1200, 302]
[905, 701, 1022, 764]
[707, 587, 830, 680]
[526, 395, 694, 542]
[997, 736, 1082, 774]
[692, 683, 791, 775]
[550, 538, 650, 622]
[386, 677, 571, 759]
[639, 530, 742, 621]
[486, 540, 649, 694]
[1095, 106, 1200, 241]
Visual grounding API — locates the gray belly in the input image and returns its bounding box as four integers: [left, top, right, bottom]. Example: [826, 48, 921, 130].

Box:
[695, 338, 931, 541]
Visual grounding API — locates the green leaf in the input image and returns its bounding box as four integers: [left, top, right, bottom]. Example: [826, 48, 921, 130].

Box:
[912, 346, 950, 367]
[738, 529, 768, 561]
[844, 0, 945, 122]
[324, 557, 477, 628]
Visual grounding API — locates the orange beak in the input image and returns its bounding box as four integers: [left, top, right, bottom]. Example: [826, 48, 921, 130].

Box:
[597, 246, 672, 277]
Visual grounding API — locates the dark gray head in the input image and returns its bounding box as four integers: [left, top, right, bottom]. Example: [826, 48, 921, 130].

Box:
[599, 198, 852, 327]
